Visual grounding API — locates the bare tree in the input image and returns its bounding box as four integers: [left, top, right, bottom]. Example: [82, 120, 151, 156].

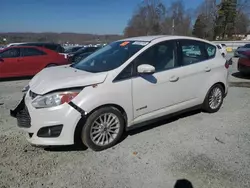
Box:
[124, 0, 166, 37]
[233, 0, 250, 35]
[164, 0, 192, 36]
[195, 0, 219, 39]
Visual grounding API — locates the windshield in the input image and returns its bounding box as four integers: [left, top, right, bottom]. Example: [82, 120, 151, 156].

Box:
[71, 41, 148, 73]
[244, 44, 250, 48]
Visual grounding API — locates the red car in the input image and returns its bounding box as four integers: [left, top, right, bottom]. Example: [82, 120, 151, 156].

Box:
[0, 46, 69, 78]
[238, 50, 250, 75]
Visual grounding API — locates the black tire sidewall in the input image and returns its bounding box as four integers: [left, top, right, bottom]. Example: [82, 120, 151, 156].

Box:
[203, 84, 224, 113]
[82, 107, 125, 151]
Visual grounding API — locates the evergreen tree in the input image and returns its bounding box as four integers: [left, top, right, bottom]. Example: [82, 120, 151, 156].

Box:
[192, 14, 206, 38]
[214, 0, 237, 39]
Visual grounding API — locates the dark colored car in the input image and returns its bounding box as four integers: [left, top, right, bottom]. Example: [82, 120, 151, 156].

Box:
[234, 44, 250, 57]
[68, 46, 100, 63]
[14, 42, 65, 53]
[73, 52, 94, 63]
[64, 46, 83, 54]
[237, 50, 250, 75]
[0, 46, 69, 78]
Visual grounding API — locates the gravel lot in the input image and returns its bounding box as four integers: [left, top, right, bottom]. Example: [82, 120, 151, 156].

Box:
[0, 57, 250, 188]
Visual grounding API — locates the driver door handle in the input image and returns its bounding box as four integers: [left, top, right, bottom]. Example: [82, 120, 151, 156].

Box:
[169, 76, 179, 82]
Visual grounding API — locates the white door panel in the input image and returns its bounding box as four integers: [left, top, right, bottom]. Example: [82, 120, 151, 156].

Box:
[132, 68, 183, 119]
[175, 60, 212, 101]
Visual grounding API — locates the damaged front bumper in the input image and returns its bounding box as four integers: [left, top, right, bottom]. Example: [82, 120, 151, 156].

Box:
[10, 95, 31, 128]
[10, 93, 82, 146]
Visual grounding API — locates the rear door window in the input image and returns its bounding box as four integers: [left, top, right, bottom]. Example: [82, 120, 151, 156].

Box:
[179, 40, 207, 66]
[21, 48, 46, 57]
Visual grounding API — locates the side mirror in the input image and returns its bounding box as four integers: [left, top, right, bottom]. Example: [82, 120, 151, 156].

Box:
[137, 64, 155, 74]
[0, 58, 4, 62]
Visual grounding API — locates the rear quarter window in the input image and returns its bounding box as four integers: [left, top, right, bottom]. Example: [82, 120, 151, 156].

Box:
[206, 44, 216, 58]
[179, 40, 207, 65]
[21, 48, 46, 57]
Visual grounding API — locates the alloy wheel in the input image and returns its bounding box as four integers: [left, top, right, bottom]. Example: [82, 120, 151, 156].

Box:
[208, 87, 223, 110]
[89, 113, 120, 146]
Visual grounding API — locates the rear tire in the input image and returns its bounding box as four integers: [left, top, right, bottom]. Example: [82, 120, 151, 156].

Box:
[203, 84, 224, 113]
[81, 107, 125, 151]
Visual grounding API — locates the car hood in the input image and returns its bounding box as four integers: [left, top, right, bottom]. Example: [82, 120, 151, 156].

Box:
[29, 65, 108, 95]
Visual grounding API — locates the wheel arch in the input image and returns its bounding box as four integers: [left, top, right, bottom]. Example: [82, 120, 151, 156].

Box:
[73, 103, 128, 145]
[203, 82, 226, 104]
[214, 82, 225, 93]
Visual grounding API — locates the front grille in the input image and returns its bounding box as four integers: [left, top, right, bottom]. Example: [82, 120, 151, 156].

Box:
[29, 90, 38, 99]
[16, 106, 31, 128]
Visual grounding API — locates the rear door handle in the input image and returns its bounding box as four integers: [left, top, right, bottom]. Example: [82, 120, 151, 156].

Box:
[169, 76, 179, 82]
[205, 67, 211, 72]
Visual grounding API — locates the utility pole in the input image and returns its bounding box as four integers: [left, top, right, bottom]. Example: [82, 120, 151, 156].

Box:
[172, 18, 175, 35]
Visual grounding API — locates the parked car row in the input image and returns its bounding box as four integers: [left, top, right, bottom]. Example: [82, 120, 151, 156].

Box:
[0, 42, 104, 78]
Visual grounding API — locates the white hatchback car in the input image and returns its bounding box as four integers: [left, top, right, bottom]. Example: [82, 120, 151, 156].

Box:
[216, 44, 227, 57]
[11, 36, 229, 151]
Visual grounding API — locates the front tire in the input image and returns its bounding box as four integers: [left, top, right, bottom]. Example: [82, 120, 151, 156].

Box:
[203, 84, 224, 113]
[81, 107, 125, 151]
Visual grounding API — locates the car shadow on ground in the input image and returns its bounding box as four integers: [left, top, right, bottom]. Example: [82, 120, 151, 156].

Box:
[231, 72, 250, 80]
[0, 76, 32, 82]
[44, 143, 88, 152]
[123, 107, 202, 139]
[45, 108, 202, 152]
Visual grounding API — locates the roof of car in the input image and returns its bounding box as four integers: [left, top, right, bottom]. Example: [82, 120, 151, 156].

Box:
[4, 45, 55, 52]
[120, 35, 167, 42]
[120, 35, 213, 44]
[16, 42, 60, 45]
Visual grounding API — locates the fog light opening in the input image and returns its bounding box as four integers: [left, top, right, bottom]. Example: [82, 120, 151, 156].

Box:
[37, 125, 63, 138]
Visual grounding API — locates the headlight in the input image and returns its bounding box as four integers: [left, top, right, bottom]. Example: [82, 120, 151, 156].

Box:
[32, 90, 81, 109]
[22, 85, 30, 93]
